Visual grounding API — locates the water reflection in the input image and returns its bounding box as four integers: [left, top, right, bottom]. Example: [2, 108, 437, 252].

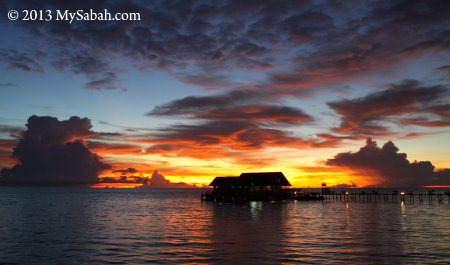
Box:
[0, 188, 106, 263]
[209, 202, 286, 263]
[207, 201, 447, 264]
[1, 188, 449, 264]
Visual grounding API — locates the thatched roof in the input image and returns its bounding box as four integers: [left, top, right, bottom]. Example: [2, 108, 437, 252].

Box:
[209, 172, 291, 187]
[239, 172, 291, 186]
[209, 176, 240, 186]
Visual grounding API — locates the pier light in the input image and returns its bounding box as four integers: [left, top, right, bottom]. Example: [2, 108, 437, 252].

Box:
[345, 191, 349, 195]
[400, 192, 405, 195]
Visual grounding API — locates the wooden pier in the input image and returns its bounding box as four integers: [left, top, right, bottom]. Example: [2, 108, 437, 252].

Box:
[201, 188, 323, 203]
[202, 172, 450, 204]
[202, 189, 450, 204]
[321, 191, 450, 205]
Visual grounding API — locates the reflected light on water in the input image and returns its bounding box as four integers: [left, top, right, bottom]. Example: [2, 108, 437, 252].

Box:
[250, 201, 262, 219]
[0, 188, 449, 263]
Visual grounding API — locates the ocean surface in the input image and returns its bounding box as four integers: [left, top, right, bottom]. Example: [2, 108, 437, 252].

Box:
[0, 188, 449, 264]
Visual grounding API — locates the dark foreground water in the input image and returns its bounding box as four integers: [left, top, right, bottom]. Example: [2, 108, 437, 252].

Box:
[0, 188, 449, 264]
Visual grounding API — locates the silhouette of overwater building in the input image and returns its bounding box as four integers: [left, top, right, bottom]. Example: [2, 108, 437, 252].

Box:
[202, 172, 324, 202]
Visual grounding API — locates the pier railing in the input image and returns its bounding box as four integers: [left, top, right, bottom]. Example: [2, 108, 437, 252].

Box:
[202, 188, 450, 204]
[322, 191, 450, 204]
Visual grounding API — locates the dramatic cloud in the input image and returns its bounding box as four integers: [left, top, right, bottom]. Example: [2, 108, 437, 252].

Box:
[145, 86, 317, 157]
[326, 138, 450, 187]
[147, 117, 314, 154]
[149, 92, 312, 125]
[0, 0, 448, 189]
[0, 115, 110, 185]
[328, 80, 450, 137]
[1, 1, 448, 90]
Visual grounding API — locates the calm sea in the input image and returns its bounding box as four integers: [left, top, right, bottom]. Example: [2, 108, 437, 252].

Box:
[0, 188, 449, 264]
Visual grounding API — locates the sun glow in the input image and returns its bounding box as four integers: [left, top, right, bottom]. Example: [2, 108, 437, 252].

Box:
[90, 183, 143, 189]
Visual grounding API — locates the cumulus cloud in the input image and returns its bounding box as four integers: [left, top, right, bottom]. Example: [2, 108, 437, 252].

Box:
[142, 170, 197, 188]
[0, 115, 110, 185]
[326, 138, 450, 187]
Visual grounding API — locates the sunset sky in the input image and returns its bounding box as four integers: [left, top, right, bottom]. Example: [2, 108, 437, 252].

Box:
[0, 0, 449, 188]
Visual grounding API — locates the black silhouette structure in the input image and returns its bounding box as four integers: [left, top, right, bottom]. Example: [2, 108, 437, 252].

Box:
[203, 172, 314, 202]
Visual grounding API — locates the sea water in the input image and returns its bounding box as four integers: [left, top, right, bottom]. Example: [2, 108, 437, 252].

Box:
[0, 187, 449, 264]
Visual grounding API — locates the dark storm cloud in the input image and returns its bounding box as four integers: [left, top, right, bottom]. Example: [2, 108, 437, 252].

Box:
[0, 115, 110, 185]
[1, 0, 448, 155]
[326, 138, 450, 187]
[328, 80, 450, 136]
[1, 0, 448, 90]
[303, 0, 449, 71]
